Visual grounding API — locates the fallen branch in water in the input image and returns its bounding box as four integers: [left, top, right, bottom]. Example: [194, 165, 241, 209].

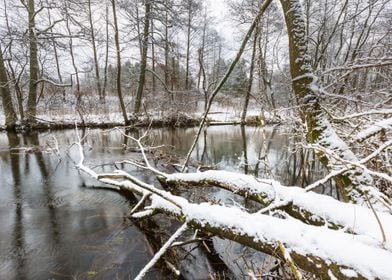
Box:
[74, 128, 392, 279]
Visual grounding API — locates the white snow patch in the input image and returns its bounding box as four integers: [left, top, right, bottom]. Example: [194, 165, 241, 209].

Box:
[166, 170, 392, 249]
[341, 268, 359, 278]
[355, 118, 392, 141]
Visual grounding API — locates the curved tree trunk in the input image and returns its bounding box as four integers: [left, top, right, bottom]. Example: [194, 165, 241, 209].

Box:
[279, 0, 390, 211]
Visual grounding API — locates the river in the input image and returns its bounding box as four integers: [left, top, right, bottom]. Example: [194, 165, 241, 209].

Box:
[0, 126, 333, 279]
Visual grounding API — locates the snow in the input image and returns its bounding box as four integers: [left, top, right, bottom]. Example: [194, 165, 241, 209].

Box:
[0, 100, 282, 127]
[151, 194, 392, 279]
[166, 170, 392, 249]
[328, 270, 338, 280]
[314, 114, 390, 211]
[341, 268, 359, 278]
[355, 117, 392, 141]
[134, 223, 188, 280]
[333, 109, 392, 120]
[77, 142, 392, 279]
[37, 112, 126, 124]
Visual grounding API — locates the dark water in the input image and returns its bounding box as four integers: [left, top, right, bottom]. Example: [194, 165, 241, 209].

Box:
[0, 126, 331, 279]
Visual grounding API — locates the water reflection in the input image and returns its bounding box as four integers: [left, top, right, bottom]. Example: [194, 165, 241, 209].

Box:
[0, 126, 333, 279]
[7, 133, 27, 280]
[0, 131, 167, 279]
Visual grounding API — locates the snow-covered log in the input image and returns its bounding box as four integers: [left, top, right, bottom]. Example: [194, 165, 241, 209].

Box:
[75, 127, 392, 278]
[152, 198, 392, 280]
[77, 162, 392, 279]
[160, 170, 392, 249]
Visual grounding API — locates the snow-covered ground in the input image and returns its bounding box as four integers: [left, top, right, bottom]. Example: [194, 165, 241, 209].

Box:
[0, 94, 290, 127]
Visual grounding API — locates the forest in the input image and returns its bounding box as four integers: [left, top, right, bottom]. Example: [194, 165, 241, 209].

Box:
[0, 0, 391, 279]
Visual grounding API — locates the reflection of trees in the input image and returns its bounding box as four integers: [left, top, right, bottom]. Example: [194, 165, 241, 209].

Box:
[281, 133, 337, 196]
[241, 125, 248, 174]
[199, 130, 208, 162]
[1, 127, 341, 278]
[254, 127, 276, 178]
[7, 132, 27, 280]
[30, 132, 61, 245]
[22, 135, 30, 175]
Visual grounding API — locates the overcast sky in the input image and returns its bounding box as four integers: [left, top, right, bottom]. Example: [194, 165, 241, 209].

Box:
[206, 0, 242, 54]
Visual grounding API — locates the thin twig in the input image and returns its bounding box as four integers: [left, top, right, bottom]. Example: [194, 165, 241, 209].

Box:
[134, 223, 188, 280]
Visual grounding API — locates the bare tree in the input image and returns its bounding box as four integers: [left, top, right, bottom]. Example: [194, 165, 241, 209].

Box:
[0, 44, 18, 128]
[134, 0, 151, 116]
[25, 0, 39, 122]
[111, 0, 129, 124]
[87, 0, 103, 101]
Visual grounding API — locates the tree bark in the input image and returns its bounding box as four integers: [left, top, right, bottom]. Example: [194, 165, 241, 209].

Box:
[279, 0, 390, 210]
[134, 0, 151, 116]
[102, 0, 110, 102]
[184, 0, 192, 90]
[79, 164, 388, 280]
[0, 45, 18, 128]
[151, 19, 156, 93]
[26, 0, 39, 122]
[64, 2, 81, 106]
[112, 0, 129, 125]
[48, 9, 65, 101]
[164, 0, 170, 86]
[241, 24, 259, 124]
[87, 0, 102, 101]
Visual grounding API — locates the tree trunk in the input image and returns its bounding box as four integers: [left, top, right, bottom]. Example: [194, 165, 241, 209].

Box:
[64, 2, 81, 106]
[164, 0, 169, 86]
[184, 0, 192, 90]
[48, 9, 65, 101]
[26, 0, 39, 122]
[197, 8, 207, 90]
[134, 0, 151, 116]
[0, 45, 17, 128]
[181, 0, 273, 171]
[102, 0, 110, 103]
[241, 24, 259, 124]
[151, 19, 156, 93]
[279, 0, 390, 210]
[112, 0, 129, 125]
[87, 0, 102, 101]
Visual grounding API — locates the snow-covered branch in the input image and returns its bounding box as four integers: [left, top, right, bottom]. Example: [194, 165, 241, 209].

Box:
[355, 118, 392, 142]
[134, 223, 188, 280]
[77, 162, 392, 278]
[74, 127, 392, 279]
[161, 170, 392, 249]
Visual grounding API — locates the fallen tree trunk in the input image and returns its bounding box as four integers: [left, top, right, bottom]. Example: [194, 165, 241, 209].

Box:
[159, 170, 392, 249]
[75, 140, 392, 279]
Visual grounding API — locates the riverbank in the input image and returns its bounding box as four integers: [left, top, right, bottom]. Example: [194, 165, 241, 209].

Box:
[0, 110, 286, 132]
